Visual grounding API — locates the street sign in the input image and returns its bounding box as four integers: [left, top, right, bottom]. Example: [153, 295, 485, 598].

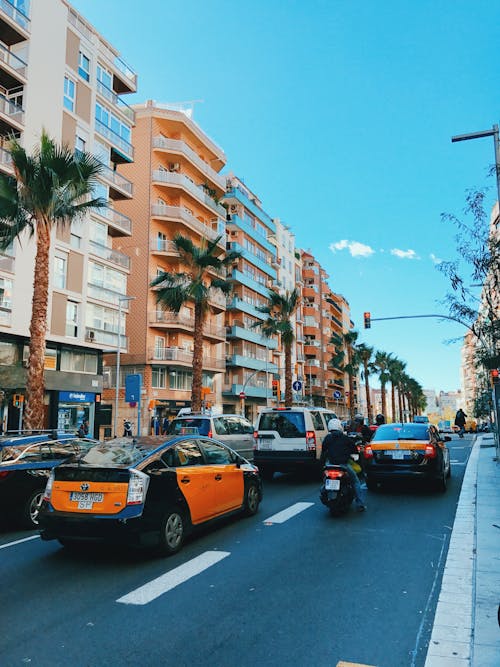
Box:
[239, 391, 245, 399]
[292, 380, 302, 391]
[125, 374, 141, 402]
[333, 390, 342, 399]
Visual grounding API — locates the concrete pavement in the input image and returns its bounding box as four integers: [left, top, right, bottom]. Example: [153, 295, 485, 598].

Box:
[425, 433, 500, 666]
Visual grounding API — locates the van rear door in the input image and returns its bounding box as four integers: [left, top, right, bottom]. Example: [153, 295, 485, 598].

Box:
[256, 411, 307, 452]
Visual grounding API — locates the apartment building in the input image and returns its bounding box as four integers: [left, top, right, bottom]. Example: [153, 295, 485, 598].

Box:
[106, 100, 228, 431]
[222, 175, 279, 420]
[0, 0, 136, 437]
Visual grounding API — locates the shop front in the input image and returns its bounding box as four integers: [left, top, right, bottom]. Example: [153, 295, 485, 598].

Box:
[57, 391, 96, 436]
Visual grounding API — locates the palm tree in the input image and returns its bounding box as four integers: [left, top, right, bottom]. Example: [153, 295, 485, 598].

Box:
[331, 330, 359, 417]
[357, 343, 374, 423]
[151, 233, 240, 412]
[373, 350, 393, 419]
[0, 131, 105, 429]
[256, 289, 299, 406]
[387, 357, 406, 422]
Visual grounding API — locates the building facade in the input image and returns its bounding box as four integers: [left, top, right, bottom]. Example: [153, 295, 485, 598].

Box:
[0, 0, 136, 437]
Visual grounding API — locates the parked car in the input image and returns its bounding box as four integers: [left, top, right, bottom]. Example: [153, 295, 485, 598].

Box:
[0, 437, 98, 527]
[167, 413, 254, 458]
[363, 423, 451, 492]
[253, 406, 338, 479]
[38, 435, 262, 554]
[0, 430, 78, 451]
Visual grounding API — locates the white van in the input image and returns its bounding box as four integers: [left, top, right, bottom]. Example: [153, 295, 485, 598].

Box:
[253, 407, 338, 479]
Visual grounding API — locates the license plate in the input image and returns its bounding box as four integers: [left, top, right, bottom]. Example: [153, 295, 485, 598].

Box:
[325, 478, 340, 490]
[70, 491, 104, 503]
[259, 438, 272, 450]
[391, 450, 409, 460]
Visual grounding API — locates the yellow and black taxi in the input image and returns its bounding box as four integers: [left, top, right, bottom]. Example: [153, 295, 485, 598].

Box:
[363, 423, 451, 492]
[38, 435, 262, 554]
[0, 436, 98, 528]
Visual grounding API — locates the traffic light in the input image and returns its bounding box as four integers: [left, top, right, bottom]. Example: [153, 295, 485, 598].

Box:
[12, 393, 24, 407]
[364, 312, 371, 329]
[490, 369, 499, 387]
[272, 380, 279, 397]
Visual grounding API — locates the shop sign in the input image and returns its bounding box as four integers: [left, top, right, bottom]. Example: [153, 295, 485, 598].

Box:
[59, 391, 95, 403]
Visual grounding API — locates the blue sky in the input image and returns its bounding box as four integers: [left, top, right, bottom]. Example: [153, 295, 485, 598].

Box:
[72, 0, 500, 394]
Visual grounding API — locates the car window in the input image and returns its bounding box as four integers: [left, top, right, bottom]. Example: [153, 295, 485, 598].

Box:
[213, 417, 228, 435]
[199, 440, 232, 465]
[80, 441, 146, 466]
[310, 411, 324, 430]
[224, 417, 243, 435]
[322, 412, 338, 426]
[169, 418, 210, 436]
[240, 418, 254, 434]
[173, 440, 204, 466]
[371, 424, 430, 441]
[258, 412, 306, 437]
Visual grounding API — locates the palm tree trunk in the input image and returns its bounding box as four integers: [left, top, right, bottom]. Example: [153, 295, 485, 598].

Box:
[398, 385, 404, 422]
[381, 382, 387, 417]
[391, 383, 396, 422]
[191, 302, 205, 412]
[24, 222, 51, 430]
[364, 362, 372, 423]
[284, 340, 292, 406]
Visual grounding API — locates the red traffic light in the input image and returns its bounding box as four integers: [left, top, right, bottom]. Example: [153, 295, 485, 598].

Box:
[363, 312, 371, 329]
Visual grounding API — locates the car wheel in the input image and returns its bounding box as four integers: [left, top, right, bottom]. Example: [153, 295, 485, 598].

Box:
[244, 483, 260, 516]
[158, 508, 186, 555]
[21, 488, 45, 529]
[435, 467, 447, 493]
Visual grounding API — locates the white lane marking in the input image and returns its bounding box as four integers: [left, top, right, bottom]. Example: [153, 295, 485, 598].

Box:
[0, 535, 40, 550]
[450, 461, 466, 465]
[263, 502, 314, 524]
[117, 550, 230, 606]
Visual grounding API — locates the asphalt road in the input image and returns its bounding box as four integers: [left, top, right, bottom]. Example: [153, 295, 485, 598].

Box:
[1, 434, 473, 667]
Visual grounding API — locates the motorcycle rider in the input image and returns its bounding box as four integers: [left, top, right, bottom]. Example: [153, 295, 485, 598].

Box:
[347, 413, 374, 443]
[320, 418, 367, 512]
[375, 413, 385, 426]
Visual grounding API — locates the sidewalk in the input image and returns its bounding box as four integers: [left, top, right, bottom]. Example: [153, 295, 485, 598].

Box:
[425, 433, 500, 666]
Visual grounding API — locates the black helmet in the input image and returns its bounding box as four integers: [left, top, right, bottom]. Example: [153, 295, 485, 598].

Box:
[375, 414, 385, 425]
[354, 414, 364, 424]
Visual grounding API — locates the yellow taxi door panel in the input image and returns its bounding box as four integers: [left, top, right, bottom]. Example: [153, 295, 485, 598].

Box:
[212, 465, 244, 514]
[172, 440, 216, 524]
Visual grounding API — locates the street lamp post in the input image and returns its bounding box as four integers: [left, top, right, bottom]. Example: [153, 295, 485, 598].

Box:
[114, 295, 135, 438]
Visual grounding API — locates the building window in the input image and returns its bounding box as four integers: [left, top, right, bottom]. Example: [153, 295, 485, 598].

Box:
[0, 276, 13, 309]
[63, 76, 76, 112]
[53, 254, 67, 289]
[78, 52, 90, 82]
[75, 135, 86, 153]
[60, 349, 98, 374]
[66, 301, 79, 337]
[152, 366, 167, 388]
[70, 233, 82, 249]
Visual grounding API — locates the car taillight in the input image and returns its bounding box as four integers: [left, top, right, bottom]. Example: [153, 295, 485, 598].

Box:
[424, 444, 437, 458]
[364, 445, 374, 459]
[306, 431, 316, 450]
[43, 470, 55, 502]
[126, 469, 150, 505]
[324, 469, 345, 479]
[0, 470, 10, 480]
[208, 429, 213, 438]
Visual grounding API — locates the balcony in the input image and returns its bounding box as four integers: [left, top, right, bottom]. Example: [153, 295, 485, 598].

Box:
[223, 383, 268, 399]
[228, 268, 269, 298]
[226, 324, 277, 349]
[226, 215, 275, 254]
[305, 359, 321, 368]
[0, 90, 23, 129]
[97, 40, 137, 94]
[87, 284, 130, 307]
[226, 353, 279, 374]
[225, 187, 275, 233]
[85, 326, 128, 350]
[152, 136, 225, 190]
[99, 161, 133, 199]
[148, 346, 225, 371]
[89, 240, 130, 270]
[96, 79, 135, 124]
[152, 169, 226, 218]
[0, 41, 27, 88]
[228, 242, 276, 279]
[226, 296, 265, 320]
[150, 236, 179, 255]
[148, 310, 226, 340]
[95, 118, 134, 162]
[93, 205, 132, 236]
[0, 0, 30, 44]
[151, 203, 225, 247]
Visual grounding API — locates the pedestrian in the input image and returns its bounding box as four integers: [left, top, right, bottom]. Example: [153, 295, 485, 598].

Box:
[162, 415, 170, 435]
[454, 409, 467, 438]
[123, 419, 133, 437]
[78, 419, 89, 438]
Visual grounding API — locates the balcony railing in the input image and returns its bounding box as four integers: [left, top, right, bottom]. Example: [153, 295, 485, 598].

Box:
[150, 237, 179, 254]
[87, 284, 129, 307]
[228, 242, 276, 279]
[305, 359, 321, 367]
[85, 326, 128, 350]
[148, 346, 225, 370]
[89, 240, 130, 270]
[99, 161, 133, 196]
[0, 41, 27, 77]
[151, 203, 224, 246]
[0, 91, 23, 125]
[97, 41, 137, 91]
[149, 311, 226, 338]
[0, 0, 30, 31]
[95, 204, 132, 234]
[152, 136, 225, 189]
[152, 169, 226, 218]
[95, 119, 134, 160]
[96, 80, 135, 123]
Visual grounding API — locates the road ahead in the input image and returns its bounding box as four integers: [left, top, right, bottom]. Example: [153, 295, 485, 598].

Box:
[1, 435, 473, 667]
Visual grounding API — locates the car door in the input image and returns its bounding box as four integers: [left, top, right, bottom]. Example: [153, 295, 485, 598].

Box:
[172, 439, 217, 524]
[199, 439, 243, 515]
[431, 426, 450, 473]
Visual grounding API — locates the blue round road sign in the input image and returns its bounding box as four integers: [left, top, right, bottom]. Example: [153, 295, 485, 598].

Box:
[333, 390, 342, 399]
[292, 380, 302, 391]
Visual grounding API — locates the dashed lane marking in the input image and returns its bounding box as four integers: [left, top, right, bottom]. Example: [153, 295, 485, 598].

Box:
[337, 662, 377, 666]
[263, 502, 314, 525]
[117, 550, 230, 606]
[0, 535, 39, 550]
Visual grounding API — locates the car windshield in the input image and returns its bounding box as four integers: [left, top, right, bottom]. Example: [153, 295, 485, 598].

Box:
[371, 424, 430, 442]
[259, 411, 306, 437]
[168, 418, 210, 436]
[78, 439, 148, 467]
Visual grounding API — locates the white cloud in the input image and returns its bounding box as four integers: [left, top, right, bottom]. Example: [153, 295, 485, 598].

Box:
[390, 248, 420, 260]
[329, 239, 375, 258]
[430, 253, 442, 264]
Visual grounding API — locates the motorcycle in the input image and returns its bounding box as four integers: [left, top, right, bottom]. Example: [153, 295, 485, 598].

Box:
[319, 434, 364, 517]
